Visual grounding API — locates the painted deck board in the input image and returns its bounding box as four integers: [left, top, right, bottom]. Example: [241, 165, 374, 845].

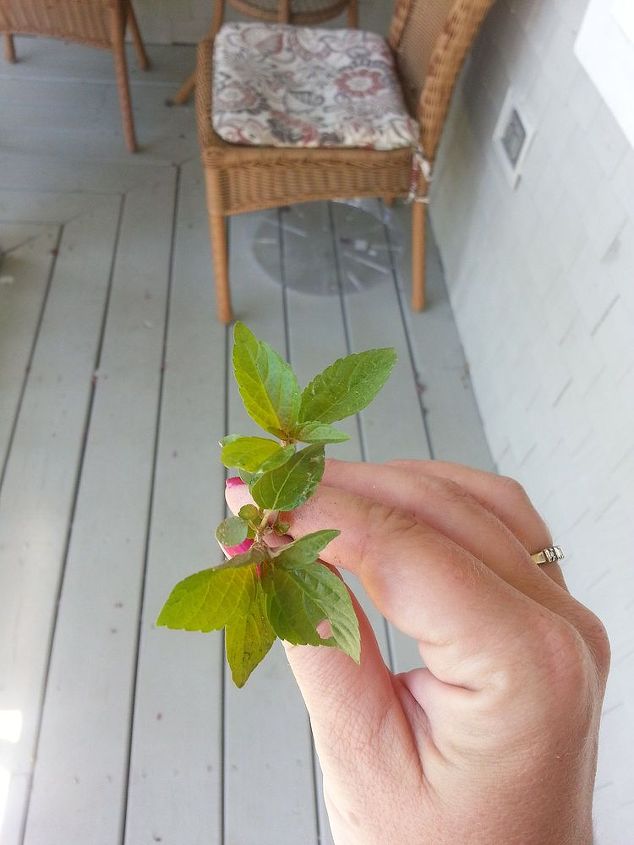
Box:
[0, 222, 53, 251]
[390, 204, 494, 470]
[0, 45, 493, 845]
[123, 160, 225, 845]
[0, 38, 195, 86]
[281, 201, 392, 845]
[0, 78, 197, 165]
[224, 210, 319, 845]
[281, 202, 393, 670]
[23, 170, 176, 845]
[330, 200, 429, 674]
[0, 225, 59, 468]
[0, 198, 121, 845]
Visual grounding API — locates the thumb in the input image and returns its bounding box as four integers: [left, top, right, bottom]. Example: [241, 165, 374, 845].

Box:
[283, 589, 394, 743]
[224, 477, 398, 759]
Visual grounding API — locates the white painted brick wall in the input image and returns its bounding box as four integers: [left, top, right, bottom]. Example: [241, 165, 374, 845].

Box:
[431, 2, 634, 841]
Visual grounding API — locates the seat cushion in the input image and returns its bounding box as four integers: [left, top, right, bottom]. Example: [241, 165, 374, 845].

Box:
[212, 23, 419, 150]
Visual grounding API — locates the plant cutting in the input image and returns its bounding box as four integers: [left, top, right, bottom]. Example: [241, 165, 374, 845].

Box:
[157, 322, 397, 686]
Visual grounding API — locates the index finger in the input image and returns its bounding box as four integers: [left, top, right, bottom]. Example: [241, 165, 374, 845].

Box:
[385, 460, 553, 555]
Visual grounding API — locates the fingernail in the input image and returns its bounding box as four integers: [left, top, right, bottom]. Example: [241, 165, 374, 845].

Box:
[225, 476, 245, 488]
[224, 538, 253, 557]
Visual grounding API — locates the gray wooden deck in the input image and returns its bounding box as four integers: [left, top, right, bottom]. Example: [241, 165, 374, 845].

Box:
[0, 39, 492, 845]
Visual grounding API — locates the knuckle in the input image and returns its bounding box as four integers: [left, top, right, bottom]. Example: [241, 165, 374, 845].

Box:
[418, 474, 472, 506]
[581, 609, 611, 681]
[535, 618, 601, 719]
[384, 458, 410, 469]
[359, 501, 419, 560]
[496, 474, 531, 505]
[560, 599, 611, 683]
[485, 615, 601, 746]
[500, 615, 592, 700]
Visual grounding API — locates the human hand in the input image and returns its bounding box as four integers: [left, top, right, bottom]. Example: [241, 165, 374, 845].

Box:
[226, 459, 610, 845]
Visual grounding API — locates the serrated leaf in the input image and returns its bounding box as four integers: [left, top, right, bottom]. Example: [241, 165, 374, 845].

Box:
[273, 529, 340, 568]
[233, 322, 301, 437]
[299, 348, 397, 425]
[225, 576, 276, 687]
[216, 516, 249, 547]
[156, 566, 252, 632]
[294, 421, 350, 444]
[251, 444, 325, 511]
[220, 436, 283, 472]
[262, 562, 360, 662]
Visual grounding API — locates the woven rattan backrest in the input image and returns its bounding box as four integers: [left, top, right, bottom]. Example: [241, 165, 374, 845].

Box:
[389, 0, 495, 162]
[0, 0, 112, 46]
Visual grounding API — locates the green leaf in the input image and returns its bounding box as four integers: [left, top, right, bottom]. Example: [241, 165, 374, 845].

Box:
[273, 521, 290, 535]
[251, 444, 325, 511]
[215, 516, 248, 547]
[299, 348, 397, 425]
[220, 436, 283, 472]
[257, 444, 295, 473]
[157, 558, 277, 686]
[272, 529, 340, 568]
[294, 421, 350, 444]
[156, 566, 252, 632]
[225, 576, 276, 687]
[239, 468, 256, 485]
[262, 562, 360, 662]
[233, 322, 301, 437]
[212, 544, 270, 571]
[239, 504, 261, 523]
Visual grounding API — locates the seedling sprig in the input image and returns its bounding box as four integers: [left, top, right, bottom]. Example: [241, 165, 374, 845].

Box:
[158, 323, 397, 686]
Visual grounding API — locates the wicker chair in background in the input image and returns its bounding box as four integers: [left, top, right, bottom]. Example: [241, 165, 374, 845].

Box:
[1, 0, 149, 152]
[197, 0, 496, 324]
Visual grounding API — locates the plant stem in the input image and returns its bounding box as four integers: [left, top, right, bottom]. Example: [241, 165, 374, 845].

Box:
[255, 509, 279, 542]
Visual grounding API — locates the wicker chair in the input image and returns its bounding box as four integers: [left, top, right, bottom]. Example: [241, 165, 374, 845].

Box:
[197, 0, 496, 323]
[1, 0, 149, 152]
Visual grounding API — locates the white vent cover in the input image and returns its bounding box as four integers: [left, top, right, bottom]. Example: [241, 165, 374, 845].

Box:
[492, 89, 535, 188]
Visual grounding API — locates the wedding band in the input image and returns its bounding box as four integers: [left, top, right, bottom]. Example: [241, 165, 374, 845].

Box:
[531, 545, 564, 565]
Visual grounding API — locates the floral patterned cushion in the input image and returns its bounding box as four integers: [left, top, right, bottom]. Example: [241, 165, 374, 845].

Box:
[212, 23, 419, 150]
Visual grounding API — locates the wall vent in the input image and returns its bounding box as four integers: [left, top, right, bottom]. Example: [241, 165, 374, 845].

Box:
[493, 90, 534, 188]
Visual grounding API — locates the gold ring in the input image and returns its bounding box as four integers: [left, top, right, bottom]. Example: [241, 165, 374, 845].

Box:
[531, 545, 564, 565]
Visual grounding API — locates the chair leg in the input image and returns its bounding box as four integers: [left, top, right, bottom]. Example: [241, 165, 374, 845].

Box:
[347, 0, 358, 27]
[209, 213, 233, 324]
[210, 0, 226, 36]
[203, 170, 233, 324]
[411, 202, 426, 312]
[170, 0, 224, 106]
[127, 4, 150, 71]
[171, 71, 196, 106]
[111, 4, 137, 152]
[4, 33, 16, 63]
